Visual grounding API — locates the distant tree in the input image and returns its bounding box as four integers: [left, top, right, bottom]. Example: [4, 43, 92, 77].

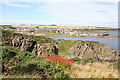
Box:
[9, 26, 16, 29]
[84, 29, 89, 31]
[29, 31, 34, 33]
[36, 26, 39, 28]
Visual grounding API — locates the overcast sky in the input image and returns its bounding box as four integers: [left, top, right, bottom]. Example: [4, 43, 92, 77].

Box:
[1, 0, 119, 28]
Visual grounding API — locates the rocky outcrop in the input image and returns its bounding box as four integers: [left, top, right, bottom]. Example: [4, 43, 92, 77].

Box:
[10, 35, 59, 56]
[69, 41, 120, 62]
[8, 34, 119, 62]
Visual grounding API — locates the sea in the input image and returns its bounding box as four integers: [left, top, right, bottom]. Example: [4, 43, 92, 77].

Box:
[49, 32, 120, 51]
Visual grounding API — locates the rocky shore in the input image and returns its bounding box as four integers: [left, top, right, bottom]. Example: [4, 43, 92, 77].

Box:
[35, 34, 120, 39]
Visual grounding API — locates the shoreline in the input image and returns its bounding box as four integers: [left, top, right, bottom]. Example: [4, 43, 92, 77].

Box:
[15, 30, 120, 39]
[35, 34, 120, 39]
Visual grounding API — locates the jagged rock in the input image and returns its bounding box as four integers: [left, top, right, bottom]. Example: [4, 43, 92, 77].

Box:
[9, 35, 119, 62]
[52, 45, 59, 55]
[69, 42, 99, 60]
[69, 41, 119, 62]
[10, 35, 59, 56]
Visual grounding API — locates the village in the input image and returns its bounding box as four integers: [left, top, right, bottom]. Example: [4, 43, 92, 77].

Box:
[0, 25, 110, 37]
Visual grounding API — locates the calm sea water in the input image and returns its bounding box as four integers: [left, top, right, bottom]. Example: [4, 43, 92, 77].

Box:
[48, 37, 119, 51]
[48, 32, 120, 51]
[109, 32, 120, 37]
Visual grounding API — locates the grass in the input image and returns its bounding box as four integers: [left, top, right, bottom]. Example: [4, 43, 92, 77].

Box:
[34, 30, 56, 35]
[34, 30, 72, 36]
[55, 39, 76, 57]
[14, 30, 30, 33]
[111, 61, 120, 71]
[3, 73, 43, 78]
[2, 46, 70, 78]
[55, 39, 101, 57]
[71, 62, 118, 78]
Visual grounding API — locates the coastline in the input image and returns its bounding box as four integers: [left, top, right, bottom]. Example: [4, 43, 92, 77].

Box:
[35, 34, 120, 39]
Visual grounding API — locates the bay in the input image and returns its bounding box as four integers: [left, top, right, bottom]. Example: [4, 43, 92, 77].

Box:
[49, 37, 119, 51]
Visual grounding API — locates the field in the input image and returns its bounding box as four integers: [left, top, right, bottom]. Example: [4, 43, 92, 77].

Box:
[13, 25, 111, 29]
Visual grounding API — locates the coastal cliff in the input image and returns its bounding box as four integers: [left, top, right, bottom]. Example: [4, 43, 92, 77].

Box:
[2, 30, 119, 62]
[69, 41, 119, 62]
[9, 35, 59, 56]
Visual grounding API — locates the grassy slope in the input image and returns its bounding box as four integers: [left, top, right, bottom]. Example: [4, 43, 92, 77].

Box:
[55, 39, 77, 57]
[2, 46, 119, 78]
[2, 30, 54, 44]
[2, 46, 70, 78]
[55, 39, 99, 57]
[70, 57, 119, 78]
[71, 62, 118, 78]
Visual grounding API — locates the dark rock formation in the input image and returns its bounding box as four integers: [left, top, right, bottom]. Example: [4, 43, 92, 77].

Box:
[10, 35, 58, 56]
[52, 45, 58, 55]
[69, 41, 120, 62]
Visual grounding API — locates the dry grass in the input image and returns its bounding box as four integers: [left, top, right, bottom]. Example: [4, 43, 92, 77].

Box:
[71, 62, 118, 78]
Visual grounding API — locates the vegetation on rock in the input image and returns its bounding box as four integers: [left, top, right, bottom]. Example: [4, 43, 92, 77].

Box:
[2, 46, 70, 78]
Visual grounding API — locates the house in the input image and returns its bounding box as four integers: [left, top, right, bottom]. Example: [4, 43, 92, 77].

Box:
[79, 34, 88, 36]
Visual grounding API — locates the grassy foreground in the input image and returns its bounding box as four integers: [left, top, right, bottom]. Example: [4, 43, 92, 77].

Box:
[2, 46, 119, 78]
[2, 46, 72, 78]
[71, 62, 118, 78]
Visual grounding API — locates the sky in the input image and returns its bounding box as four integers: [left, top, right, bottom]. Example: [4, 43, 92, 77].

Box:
[0, 0, 119, 28]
